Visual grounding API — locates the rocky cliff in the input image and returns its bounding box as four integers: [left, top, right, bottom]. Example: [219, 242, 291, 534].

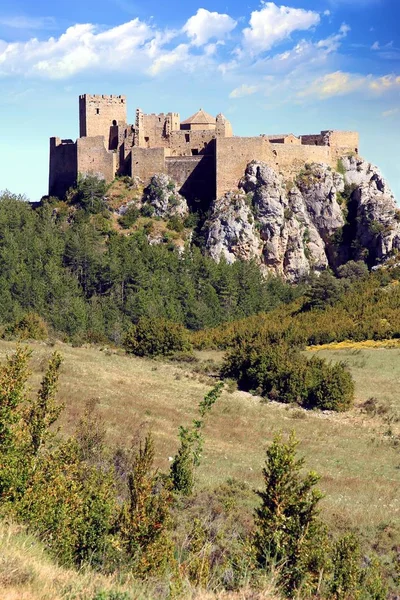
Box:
[205, 157, 400, 281]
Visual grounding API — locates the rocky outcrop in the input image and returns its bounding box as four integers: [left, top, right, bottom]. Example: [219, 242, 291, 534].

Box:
[342, 156, 400, 263]
[206, 191, 261, 264]
[143, 174, 188, 219]
[205, 158, 399, 281]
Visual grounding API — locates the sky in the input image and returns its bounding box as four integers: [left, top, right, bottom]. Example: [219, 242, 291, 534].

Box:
[0, 0, 399, 202]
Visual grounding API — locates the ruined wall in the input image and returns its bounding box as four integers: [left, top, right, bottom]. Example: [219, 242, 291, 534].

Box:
[301, 130, 359, 153]
[326, 130, 359, 152]
[272, 145, 332, 180]
[79, 94, 127, 145]
[169, 130, 216, 155]
[131, 147, 170, 181]
[269, 135, 301, 145]
[49, 137, 77, 198]
[140, 113, 171, 148]
[77, 136, 116, 182]
[166, 155, 216, 205]
[216, 137, 275, 198]
[301, 133, 326, 146]
[216, 114, 233, 138]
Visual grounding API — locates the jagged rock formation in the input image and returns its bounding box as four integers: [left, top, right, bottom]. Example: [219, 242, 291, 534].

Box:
[342, 156, 400, 264]
[143, 174, 188, 219]
[205, 158, 400, 281]
[206, 191, 262, 264]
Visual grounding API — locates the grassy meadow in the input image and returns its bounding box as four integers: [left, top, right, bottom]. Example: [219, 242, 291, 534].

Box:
[0, 339, 398, 548]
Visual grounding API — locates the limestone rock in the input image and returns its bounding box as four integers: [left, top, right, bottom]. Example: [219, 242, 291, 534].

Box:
[205, 158, 399, 281]
[205, 190, 261, 264]
[239, 162, 332, 281]
[342, 156, 400, 263]
[143, 174, 188, 219]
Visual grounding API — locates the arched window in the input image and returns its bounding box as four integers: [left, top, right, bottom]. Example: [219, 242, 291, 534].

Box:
[112, 119, 117, 126]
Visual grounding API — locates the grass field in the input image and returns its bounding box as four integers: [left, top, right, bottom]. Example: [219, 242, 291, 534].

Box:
[0, 339, 398, 549]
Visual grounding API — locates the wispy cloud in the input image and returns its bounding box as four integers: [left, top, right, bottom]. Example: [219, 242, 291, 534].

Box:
[0, 15, 56, 30]
[229, 83, 259, 98]
[382, 108, 399, 118]
[299, 71, 400, 99]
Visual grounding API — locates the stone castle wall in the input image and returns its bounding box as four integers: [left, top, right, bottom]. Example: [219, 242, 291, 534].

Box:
[131, 147, 170, 182]
[272, 144, 333, 179]
[77, 136, 116, 182]
[166, 154, 216, 204]
[50, 94, 360, 204]
[49, 138, 77, 198]
[79, 94, 127, 143]
[216, 137, 275, 198]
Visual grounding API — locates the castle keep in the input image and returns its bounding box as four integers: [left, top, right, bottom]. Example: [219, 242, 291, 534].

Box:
[49, 94, 359, 201]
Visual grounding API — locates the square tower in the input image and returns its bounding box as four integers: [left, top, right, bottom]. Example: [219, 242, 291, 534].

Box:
[79, 94, 127, 146]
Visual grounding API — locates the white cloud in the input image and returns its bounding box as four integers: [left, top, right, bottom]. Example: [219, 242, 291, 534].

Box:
[242, 2, 320, 54]
[299, 71, 400, 99]
[382, 108, 399, 117]
[149, 43, 191, 75]
[229, 83, 259, 98]
[317, 23, 350, 53]
[0, 20, 154, 78]
[371, 41, 380, 50]
[182, 8, 237, 47]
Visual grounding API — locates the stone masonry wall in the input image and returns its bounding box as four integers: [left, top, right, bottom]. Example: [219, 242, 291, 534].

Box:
[79, 94, 127, 145]
[131, 147, 170, 181]
[216, 137, 275, 198]
[49, 137, 77, 198]
[77, 136, 116, 182]
[169, 130, 216, 156]
[327, 130, 359, 152]
[272, 145, 332, 179]
[166, 155, 216, 204]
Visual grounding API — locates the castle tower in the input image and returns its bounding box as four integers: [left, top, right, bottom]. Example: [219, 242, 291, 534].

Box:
[79, 94, 127, 148]
[216, 113, 233, 138]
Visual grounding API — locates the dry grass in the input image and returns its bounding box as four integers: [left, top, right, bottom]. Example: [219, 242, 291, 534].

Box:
[0, 519, 280, 600]
[0, 520, 145, 600]
[0, 340, 398, 543]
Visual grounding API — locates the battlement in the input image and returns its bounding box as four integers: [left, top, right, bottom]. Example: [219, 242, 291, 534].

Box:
[79, 94, 126, 102]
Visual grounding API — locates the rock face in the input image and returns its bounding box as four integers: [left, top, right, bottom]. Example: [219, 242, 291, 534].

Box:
[206, 191, 261, 264]
[143, 174, 188, 219]
[205, 158, 400, 281]
[342, 156, 400, 264]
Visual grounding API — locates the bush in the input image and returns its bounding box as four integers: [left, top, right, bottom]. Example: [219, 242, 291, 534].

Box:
[124, 318, 191, 357]
[6, 313, 49, 340]
[307, 359, 355, 411]
[223, 339, 354, 411]
[118, 434, 173, 575]
[17, 439, 116, 567]
[118, 206, 140, 228]
[140, 204, 155, 218]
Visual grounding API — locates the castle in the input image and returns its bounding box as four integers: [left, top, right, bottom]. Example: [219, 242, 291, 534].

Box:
[49, 94, 359, 202]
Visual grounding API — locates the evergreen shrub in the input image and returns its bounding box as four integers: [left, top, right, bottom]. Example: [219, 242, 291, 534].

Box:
[223, 339, 354, 411]
[124, 317, 191, 357]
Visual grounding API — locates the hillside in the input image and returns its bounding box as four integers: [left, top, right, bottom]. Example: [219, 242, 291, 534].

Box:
[0, 339, 398, 544]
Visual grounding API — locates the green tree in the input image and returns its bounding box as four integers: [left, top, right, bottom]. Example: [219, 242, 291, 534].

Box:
[170, 383, 223, 495]
[118, 434, 173, 574]
[75, 174, 108, 213]
[254, 432, 328, 597]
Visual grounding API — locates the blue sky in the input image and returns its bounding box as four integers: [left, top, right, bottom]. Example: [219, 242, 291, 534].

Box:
[0, 0, 399, 201]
